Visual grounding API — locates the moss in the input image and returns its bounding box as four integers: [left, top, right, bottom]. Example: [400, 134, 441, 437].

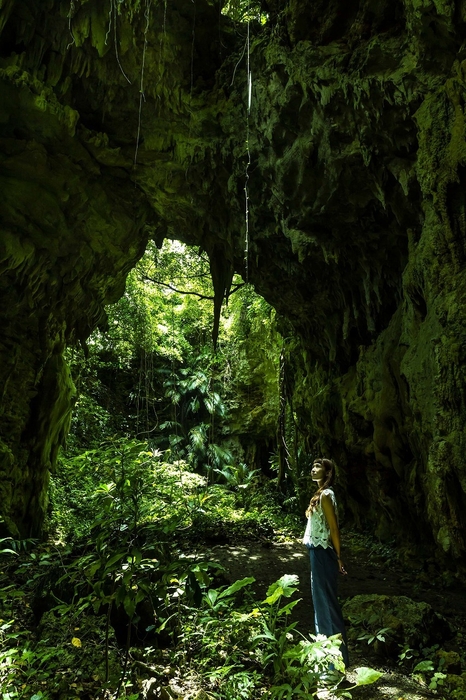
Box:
[89, 3, 111, 58]
[343, 594, 452, 653]
[70, 8, 91, 48]
[437, 650, 462, 674]
[0, 66, 79, 136]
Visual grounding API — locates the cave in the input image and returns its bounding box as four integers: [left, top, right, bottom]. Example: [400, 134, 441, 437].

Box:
[1, 0, 466, 565]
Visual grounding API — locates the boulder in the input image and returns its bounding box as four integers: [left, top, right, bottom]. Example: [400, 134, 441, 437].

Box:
[343, 594, 452, 656]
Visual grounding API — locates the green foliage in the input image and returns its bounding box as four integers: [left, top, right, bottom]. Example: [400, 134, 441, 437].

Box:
[3, 438, 388, 699]
[2, 441, 229, 697]
[215, 462, 259, 487]
[66, 241, 222, 450]
[397, 642, 452, 693]
[352, 667, 384, 686]
[222, 0, 266, 23]
[66, 239, 282, 492]
[50, 437, 164, 538]
[357, 625, 393, 646]
[213, 463, 260, 509]
[346, 530, 399, 566]
[50, 437, 284, 548]
[178, 573, 381, 699]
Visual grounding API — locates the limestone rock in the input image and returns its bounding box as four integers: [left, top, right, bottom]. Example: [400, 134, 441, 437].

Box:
[343, 594, 452, 655]
[437, 650, 462, 675]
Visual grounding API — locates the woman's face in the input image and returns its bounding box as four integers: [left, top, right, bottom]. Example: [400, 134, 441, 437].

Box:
[311, 461, 327, 482]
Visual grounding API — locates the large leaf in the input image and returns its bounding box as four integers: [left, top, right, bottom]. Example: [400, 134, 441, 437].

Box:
[85, 560, 102, 579]
[264, 574, 299, 604]
[123, 594, 136, 618]
[130, 548, 142, 565]
[104, 551, 126, 571]
[354, 667, 383, 686]
[206, 589, 218, 606]
[252, 625, 276, 642]
[193, 567, 212, 587]
[413, 660, 435, 672]
[278, 599, 301, 616]
[217, 576, 255, 599]
[115, 584, 128, 605]
[156, 613, 176, 632]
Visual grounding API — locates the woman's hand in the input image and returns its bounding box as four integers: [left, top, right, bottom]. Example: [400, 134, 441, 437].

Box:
[338, 558, 347, 575]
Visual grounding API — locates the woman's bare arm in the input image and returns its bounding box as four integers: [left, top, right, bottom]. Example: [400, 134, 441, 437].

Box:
[321, 493, 347, 575]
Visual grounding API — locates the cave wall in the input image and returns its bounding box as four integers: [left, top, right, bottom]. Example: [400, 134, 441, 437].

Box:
[1, 0, 466, 557]
[0, 0, 172, 534]
[232, 0, 466, 558]
[0, 73, 152, 532]
[0, 0, 238, 535]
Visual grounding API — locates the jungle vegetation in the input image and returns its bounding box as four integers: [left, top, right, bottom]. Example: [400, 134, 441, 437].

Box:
[2, 0, 466, 696]
[0, 241, 382, 699]
[4, 242, 466, 699]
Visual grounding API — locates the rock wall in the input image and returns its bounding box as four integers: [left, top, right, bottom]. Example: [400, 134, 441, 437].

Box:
[234, 0, 466, 558]
[1, 0, 466, 558]
[0, 0, 236, 534]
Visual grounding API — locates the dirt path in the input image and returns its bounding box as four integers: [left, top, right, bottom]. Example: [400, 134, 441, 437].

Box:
[188, 537, 466, 699]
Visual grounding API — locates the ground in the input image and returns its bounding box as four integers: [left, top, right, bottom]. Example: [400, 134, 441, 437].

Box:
[186, 532, 466, 700]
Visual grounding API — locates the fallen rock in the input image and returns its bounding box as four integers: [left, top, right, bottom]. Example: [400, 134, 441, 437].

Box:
[343, 594, 452, 656]
[445, 672, 466, 700]
[437, 650, 462, 675]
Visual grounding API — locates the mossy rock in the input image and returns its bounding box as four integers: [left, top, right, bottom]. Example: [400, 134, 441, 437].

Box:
[343, 594, 452, 656]
[448, 673, 466, 700]
[447, 672, 466, 689]
[438, 650, 462, 674]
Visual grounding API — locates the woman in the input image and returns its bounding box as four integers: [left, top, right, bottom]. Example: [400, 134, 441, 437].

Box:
[303, 457, 349, 667]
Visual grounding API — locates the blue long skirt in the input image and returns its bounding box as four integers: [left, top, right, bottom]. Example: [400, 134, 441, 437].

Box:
[309, 544, 349, 667]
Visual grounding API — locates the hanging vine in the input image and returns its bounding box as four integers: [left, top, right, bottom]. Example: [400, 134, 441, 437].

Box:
[244, 11, 252, 282]
[105, 0, 132, 83]
[134, 0, 152, 168]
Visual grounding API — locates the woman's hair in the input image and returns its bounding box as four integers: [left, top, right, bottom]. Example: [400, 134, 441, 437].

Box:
[305, 458, 335, 516]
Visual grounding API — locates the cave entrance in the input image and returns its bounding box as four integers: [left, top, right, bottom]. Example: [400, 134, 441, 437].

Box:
[66, 239, 281, 491]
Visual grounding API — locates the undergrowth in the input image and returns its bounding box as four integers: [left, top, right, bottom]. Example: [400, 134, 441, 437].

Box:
[0, 438, 382, 699]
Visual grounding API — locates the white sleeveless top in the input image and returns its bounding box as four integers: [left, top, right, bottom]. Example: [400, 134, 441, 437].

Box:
[302, 488, 337, 549]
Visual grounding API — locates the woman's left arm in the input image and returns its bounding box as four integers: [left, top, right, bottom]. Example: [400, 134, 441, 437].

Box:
[321, 493, 347, 575]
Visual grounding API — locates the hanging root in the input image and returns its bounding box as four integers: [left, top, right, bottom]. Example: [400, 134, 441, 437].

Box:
[134, 0, 152, 168]
[108, 0, 132, 84]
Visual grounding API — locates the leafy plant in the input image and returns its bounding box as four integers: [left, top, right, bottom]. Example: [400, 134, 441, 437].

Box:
[178, 573, 382, 699]
[252, 574, 303, 678]
[214, 463, 260, 508]
[215, 463, 260, 488]
[410, 649, 448, 692]
[357, 626, 393, 646]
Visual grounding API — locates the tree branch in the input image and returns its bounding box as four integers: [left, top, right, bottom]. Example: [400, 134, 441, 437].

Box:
[142, 275, 214, 299]
[227, 283, 246, 298]
[141, 275, 245, 300]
